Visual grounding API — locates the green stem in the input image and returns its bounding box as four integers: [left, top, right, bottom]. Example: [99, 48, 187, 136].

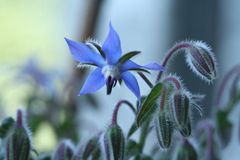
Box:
[138, 120, 150, 153]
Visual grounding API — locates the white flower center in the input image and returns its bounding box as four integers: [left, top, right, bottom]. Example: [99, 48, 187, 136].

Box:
[102, 65, 120, 79]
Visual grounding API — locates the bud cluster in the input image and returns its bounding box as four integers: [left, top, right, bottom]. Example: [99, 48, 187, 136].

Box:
[153, 74, 201, 149]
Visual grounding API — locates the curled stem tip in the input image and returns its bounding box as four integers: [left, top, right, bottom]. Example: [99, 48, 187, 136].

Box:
[112, 100, 136, 125]
[162, 76, 181, 90]
[156, 42, 192, 81]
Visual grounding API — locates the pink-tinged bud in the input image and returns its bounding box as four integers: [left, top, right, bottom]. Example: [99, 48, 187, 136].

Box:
[154, 112, 173, 149]
[6, 109, 31, 160]
[170, 91, 190, 130]
[104, 124, 125, 160]
[53, 140, 75, 160]
[186, 41, 217, 83]
[82, 135, 102, 159]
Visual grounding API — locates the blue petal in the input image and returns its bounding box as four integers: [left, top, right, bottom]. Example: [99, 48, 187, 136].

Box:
[121, 71, 140, 100]
[79, 68, 105, 95]
[65, 38, 105, 67]
[120, 60, 164, 72]
[102, 23, 122, 65]
[142, 62, 165, 70]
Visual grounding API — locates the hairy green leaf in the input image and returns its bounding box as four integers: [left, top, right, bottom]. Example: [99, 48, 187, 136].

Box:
[136, 83, 162, 126]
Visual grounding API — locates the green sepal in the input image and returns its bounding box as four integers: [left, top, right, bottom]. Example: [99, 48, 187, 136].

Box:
[118, 51, 141, 64]
[178, 117, 192, 137]
[89, 42, 106, 59]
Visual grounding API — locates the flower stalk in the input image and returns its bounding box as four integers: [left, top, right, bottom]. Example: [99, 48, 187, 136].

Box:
[156, 41, 217, 83]
[112, 100, 136, 125]
[156, 42, 192, 81]
[215, 65, 240, 106]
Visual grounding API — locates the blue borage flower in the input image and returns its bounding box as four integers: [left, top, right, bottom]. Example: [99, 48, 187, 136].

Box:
[65, 23, 164, 101]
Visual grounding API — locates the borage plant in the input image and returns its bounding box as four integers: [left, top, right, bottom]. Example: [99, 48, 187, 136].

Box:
[0, 23, 217, 160]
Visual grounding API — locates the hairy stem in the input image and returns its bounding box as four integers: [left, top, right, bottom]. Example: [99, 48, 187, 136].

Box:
[215, 65, 240, 106]
[156, 42, 191, 82]
[162, 76, 181, 90]
[111, 100, 136, 125]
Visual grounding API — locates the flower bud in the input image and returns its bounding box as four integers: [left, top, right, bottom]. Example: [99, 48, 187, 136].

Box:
[176, 140, 197, 160]
[53, 140, 75, 160]
[104, 124, 125, 160]
[81, 135, 102, 160]
[154, 112, 173, 149]
[170, 91, 190, 130]
[178, 117, 192, 137]
[186, 41, 217, 82]
[6, 109, 31, 160]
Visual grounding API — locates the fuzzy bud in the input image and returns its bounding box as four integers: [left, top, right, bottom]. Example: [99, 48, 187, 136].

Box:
[176, 140, 197, 160]
[104, 124, 125, 160]
[53, 140, 75, 160]
[186, 41, 217, 82]
[82, 135, 102, 159]
[170, 91, 190, 130]
[6, 109, 31, 160]
[154, 112, 173, 149]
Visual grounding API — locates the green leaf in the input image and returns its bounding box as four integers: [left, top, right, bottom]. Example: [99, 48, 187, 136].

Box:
[136, 83, 163, 126]
[216, 110, 233, 147]
[127, 123, 138, 138]
[118, 51, 141, 64]
[125, 139, 139, 159]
